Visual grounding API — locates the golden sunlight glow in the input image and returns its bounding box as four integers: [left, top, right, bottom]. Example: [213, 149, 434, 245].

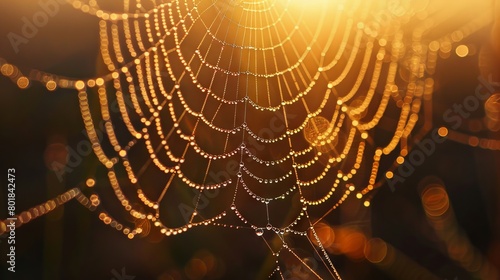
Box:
[309, 222, 336, 247]
[421, 184, 449, 217]
[0, 1, 498, 278]
[456, 45, 469, 57]
[364, 238, 388, 264]
[86, 178, 96, 188]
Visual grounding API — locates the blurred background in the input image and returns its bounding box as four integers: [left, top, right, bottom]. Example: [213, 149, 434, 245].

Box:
[0, 0, 499, 279]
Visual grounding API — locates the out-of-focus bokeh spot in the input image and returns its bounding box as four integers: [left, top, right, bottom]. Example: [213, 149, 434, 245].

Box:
[364, 238, 388, 264]
[44, 135, 68, 172]
[455, 45, 469, 57]
[309, 222, 335, 248]
[421, 184, 450, 217]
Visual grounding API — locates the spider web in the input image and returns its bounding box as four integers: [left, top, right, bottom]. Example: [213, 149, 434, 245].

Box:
[0, 0, 494, 278]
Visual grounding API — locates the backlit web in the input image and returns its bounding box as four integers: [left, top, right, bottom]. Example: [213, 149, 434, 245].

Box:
[0, 0, 496, 278]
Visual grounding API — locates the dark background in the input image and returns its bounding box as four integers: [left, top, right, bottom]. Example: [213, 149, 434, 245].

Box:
[0, 1, 499, 280]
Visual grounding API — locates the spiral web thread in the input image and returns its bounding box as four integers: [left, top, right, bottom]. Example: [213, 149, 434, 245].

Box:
[0, 0, 496, 278]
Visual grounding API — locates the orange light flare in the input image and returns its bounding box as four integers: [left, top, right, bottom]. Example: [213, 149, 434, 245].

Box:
[420, 182, 457, 235]
[421, 184, 450, 219]
[308, 222, 335, 248]
[309, 224, 443, 278]
[485, 94, 500, 132]
[364, 238, 389, 264]
[492, 0, 500, 59]
[185, 258, 207, 280]
[310, 225, 367, 261]
[184, 250, 223, 280]
[420, 181, 498, 279]
[86, 178, 96, 187]
[0, 221, 7, 235]
[43, 135, 68, 172]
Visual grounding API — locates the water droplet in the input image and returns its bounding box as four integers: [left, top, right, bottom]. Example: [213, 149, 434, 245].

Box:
[266, 224, 272, 230]
[255, 228, 264, 236]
